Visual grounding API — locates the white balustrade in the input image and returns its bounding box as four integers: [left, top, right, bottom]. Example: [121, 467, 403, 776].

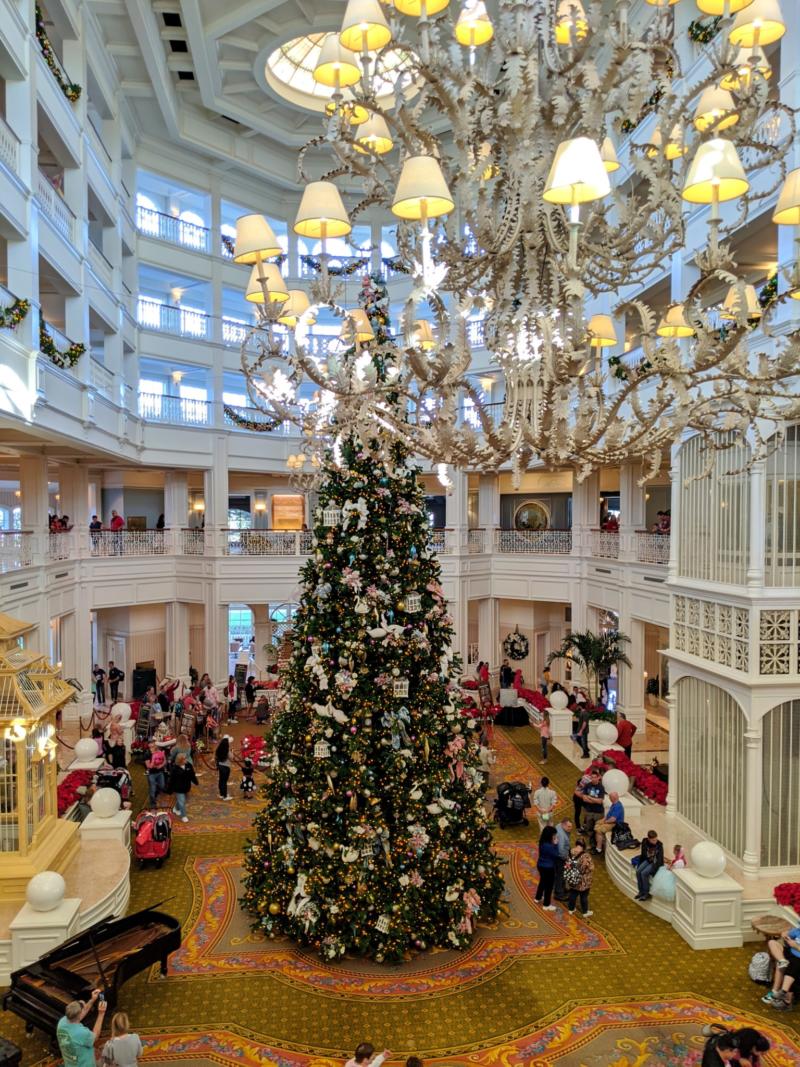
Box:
[48, 532, 73, 562]
[494, 528, 572, 554]
[0, 532, 34, 572]
[36, 171, 76, 243]
[0, 115, 20, 174]
[591, 529, 620, 559]
[467, 319, 485, 347]
[90, 530, 167, 558]
[181, 528, 205, 556]
[135, 206, 210, 253]
[467, 528, 486, 554]
[636, 531, 670, 565]
[137, 391, 210, 426]
[137, 297, 210, 340]
[429, 528, 453, 554]
[89, 357, 114, 399]
[224, 530, 310, 556]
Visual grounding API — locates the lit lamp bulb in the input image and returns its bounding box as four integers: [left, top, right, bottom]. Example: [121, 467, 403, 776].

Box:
[644, 0, 680, 5]
[413, 320, 436, 350]
[313, 35, 361, 90]
[245, 263, 289, 305]
[720, 45, 771, 90]
[454, 1, 494, 46]
[354, 113, 394, 155]
[325, 90, 369, 125]
[339, 0, 392, 52]
[277, 290, 312, 327]
[587, 314, 617, 348]
[729, 0, 786, 48]
[554, 0, 588, 45]
[657, 304, 696, 338]
[646, 126, 664, 159]
[720, 283, 762, 321]
[600, 135, 620, 173]
[693, 85, 739, 133]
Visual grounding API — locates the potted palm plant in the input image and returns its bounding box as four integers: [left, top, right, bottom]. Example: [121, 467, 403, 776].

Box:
[547, 629, 632, 706]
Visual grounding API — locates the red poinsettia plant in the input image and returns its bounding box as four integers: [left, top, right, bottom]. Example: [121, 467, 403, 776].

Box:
[774, 883, 800, 910]
[600, 749, 668, 805]
[57, 770, 94, 816]
[241, 734, 267, 761]
[462, 679, 479, 690]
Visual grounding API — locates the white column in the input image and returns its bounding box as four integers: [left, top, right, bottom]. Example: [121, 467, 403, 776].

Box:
[250, 604, 272, 672]
[57, 463, 90, 554]
[665, 690, 678, 817]
[618, 461, 645, 562]
[619, 616, 646, 729]
[742, 725, 762, 877]
[747, 460, 766, 590]
[478, 473, 499, 549]
[204, 599, 229, 685]
[204, 435, 229, 555]
[477, 598, 499, 675]
[165, 603, 190, 680]
[445, 469, 468, 554]
[19, 454, 49, 564]
[164, 470, 188, 529]
[571, 470, 598, 557]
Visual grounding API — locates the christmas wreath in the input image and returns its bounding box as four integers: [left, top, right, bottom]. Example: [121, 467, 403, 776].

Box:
[503, 626, 529, 661]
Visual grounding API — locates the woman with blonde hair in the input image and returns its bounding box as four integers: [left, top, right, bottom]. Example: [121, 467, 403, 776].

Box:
[101, 1011, 142, 1066]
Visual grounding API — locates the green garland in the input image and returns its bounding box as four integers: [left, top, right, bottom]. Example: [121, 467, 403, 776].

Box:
[300, 254, 364, 277]
[759, 273, 778, 309]
[40, 323, 85, 368]
[620, 86, 665, 135]
[688, 16, 722, 44]
[381, 256, 412, 276]
[224, 404, 280, 432]
[0, 298, 30, 330]
[35, 6, 81, 102]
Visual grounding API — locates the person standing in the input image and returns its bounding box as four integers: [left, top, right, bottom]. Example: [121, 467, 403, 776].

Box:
[245, 675, 256, 716]
[578, 768, 606, 840]
[554, 817, 573, 901]
[344, 1043, 390, 1067]
[534, 824, 560, 910]
[92, 663, 106, 706]
[499, 659, 514, 689]
[101, 1012, 142, 1067]
[532, 775, 557, 826]
[539, 709, 551, 764]
[145, 742, 166, 807]
[577, 706, 590, 757]
[108, 661, 124, 702]
[566, 839, 594, 918]
[57, 991, 107, 1067]
[634, 830, 664, 901]
[616, 712, 637, 759]
[170, 753, 199, 823]
[169, 732, 194, 766]
[109, 509, 124, 555]
[478, 661, 490, 684]
[224, 675, 239, 723]
[215, 735, 233, 800]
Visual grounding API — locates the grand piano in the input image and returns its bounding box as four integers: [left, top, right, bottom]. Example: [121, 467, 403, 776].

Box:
[2, 907, 181, 1040]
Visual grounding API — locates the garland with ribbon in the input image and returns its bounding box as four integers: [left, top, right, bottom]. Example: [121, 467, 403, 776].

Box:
[381, 256, 412, 276]
[688, 16, 722, 44]
[35, 5, 81, 102]
[299, 254, 365, 277]
[0, 297, 30, 330]
[224, 404, 281, 432]
[759, 273, 778, 309]
[40, 323, 85, 369]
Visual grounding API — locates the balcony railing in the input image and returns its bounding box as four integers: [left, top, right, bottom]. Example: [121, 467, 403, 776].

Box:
[90, 530, 170, 557]
[466, 319, 485, 347]
[182, 528, 205, 556]
[636, 530, 670, 565]
[224, 530, 313, 556]
[89, 357, 114, 398]
[0, 531, 33, 572]
[429, 528, 453, 554]
[467, 528, 486, 554]
[136, 206, 211, 253]
[36, 171, 76, 243]
[591, 529, 620, 559]
[137, 392, 211, 426]
[48, 531, 73, 561]
[137, 297, 210, 339]
[495, 528, 572, 554]
[0, 115, 20, 175]
[42, 321, 73, 353]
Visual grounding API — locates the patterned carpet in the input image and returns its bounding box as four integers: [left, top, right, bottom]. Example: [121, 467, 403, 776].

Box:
[4, 724, 800, 1065]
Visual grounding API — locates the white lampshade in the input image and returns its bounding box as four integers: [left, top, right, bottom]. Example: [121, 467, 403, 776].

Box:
[354, 113, 394, 155]
[693, 85, 739, 133]
[644, 0, 679, 5]
[391, 155, 454, 220]
[664, 124, 687, 161]
[340, 0, 392, 52]
[543, 137, 610, 205]
[772, 168, 800, 225]
[294, 181, 351, 239]
[277, 289, 312, 326]
[413, 319, 436, 349]
[342, 309, 374, 343]
[245, 263, 289, 304]
[325, 90, 369, 125]
[454, 1, 494, 46]
[313, 35, 361, 88]
[729, 0, 785, 47]
[233, 214, 282, 263]
[720, 283, 761, 321]
[587, 314, 617, 348]
[600, 135, 620, 173]
[646, 126, 664, 159]
[720, 45, 771, 90]
[697, 0, 753, 11]
[682, 138, 749, 204]
[555, 0, 588, 45]
[396, 0, 450, 16]
[657, 304, 696, 338]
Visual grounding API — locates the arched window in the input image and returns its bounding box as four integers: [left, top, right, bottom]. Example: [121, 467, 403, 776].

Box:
[179, 210, 207, 251]
[135, 193, 159, 236]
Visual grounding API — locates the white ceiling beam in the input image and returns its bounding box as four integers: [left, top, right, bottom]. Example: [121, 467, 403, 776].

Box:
[221, 35, 260, 53]
[222, 81, 259, 95]
[219, 59, 252, 71]
[120, 80, 156, 97]
[180, 0, 223, 102]
[206, 0, 287, 40]
[107, 43, 142, 57]
[125, 0, 180, 137]
[166, 56, 195, 70]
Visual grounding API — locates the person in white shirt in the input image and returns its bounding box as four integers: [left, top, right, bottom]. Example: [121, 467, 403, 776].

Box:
[101, 1012, 143, 1067]
[532, 776, 558, 825]
[345, 1043, 390, 1067]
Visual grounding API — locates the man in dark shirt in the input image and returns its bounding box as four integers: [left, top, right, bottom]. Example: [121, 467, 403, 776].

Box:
[499, 659, 514, 689]
[92, 664, 106, 705]
[579, 768, 606, 837]
[108, 662, 124, 701]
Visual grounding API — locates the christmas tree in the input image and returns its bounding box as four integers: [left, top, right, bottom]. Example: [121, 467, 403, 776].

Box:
[241, 276, 504, 962]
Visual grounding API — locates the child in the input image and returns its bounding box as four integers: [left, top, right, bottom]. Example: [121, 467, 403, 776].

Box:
[240, 757, 256, 798]
[345, 1044, 390, 1067]
[651, 843, 686, 903]
[540, 709, 551, 764]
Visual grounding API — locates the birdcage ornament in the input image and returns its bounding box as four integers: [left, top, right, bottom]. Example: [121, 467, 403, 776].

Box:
[393, 677, 410, 698]
[314, 739, 331, 758]
[360, 844, 374, 859]
[405, 592, 422, 613]
[323, 506, 341, 527]
[375, 914, 391, 934]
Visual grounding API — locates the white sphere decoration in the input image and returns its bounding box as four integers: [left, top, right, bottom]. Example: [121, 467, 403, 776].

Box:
[90, 787, 121, 819]
[549, 690, 568, 711]
[595, 721, 618, 747]
[691, 841, 727, 879]
[74, 738, 98, 762]
[113, 702, 132, 723]
[26, 871, 66, 912]
[602, 768, 630, 796]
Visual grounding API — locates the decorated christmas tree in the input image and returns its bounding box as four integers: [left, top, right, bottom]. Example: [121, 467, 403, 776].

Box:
[241, 276, 504, 962]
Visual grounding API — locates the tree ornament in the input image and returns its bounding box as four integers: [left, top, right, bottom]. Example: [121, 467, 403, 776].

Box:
[268, 902, 281, 915]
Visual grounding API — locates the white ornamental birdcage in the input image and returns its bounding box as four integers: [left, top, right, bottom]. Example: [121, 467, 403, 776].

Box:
[360, 844, 373, 858]
[405, 592, 422, 613]
[323, 507, 341, 527]
[265, 689, 282, 708]
[393, 677, 410, 698]
[314, 739, 331, 758]
[375, 914, 391, 934]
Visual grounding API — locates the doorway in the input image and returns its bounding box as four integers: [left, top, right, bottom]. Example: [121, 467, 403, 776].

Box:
[106, 634, 127, 683]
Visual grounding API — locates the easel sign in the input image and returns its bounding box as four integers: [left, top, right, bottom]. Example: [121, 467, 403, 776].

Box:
[478, 682, 492, 709]
[135, 704, 150, 740]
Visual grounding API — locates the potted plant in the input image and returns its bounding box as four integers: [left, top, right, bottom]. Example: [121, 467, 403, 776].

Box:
[646, 675, 660, 707]
[547, 629, 632, 705]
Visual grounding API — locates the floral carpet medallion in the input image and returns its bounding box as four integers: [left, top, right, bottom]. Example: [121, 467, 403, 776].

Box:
[164, 843, 618, 998]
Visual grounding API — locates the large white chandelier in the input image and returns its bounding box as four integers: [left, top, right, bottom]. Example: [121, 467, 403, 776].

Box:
[239, 0, 800, 481]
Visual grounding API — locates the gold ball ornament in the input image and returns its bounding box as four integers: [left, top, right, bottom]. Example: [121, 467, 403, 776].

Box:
[397, 600, 406, 611]
[268, 902, 281, 915]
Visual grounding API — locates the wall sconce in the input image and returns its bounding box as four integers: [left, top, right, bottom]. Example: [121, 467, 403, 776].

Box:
[192, 499, 205, 512]
[14, 489, 21, 498]
[254, 494, 267, 513]
[171, 370, 184, 385]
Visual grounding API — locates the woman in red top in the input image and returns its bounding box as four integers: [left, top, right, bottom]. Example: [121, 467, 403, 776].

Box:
[478, 662, 490, 684]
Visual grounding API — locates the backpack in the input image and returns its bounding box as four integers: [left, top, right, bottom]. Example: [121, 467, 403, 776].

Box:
[564, 857, 582, 890]
[748, 951, 772, 985]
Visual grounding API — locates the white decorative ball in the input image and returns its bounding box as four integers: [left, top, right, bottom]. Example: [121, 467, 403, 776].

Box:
[602, 769, 629, 797]
[549, 690, 568, 711]
[595, 721, 618, 746]
[691, 841, 726, 879]
[90, 787, 121, 819]
[113, 703, 132, 723]
[74, 738, 98, 762]
[26, 871, 66, 912]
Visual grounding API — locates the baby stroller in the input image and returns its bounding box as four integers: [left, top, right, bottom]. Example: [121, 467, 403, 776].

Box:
[493, 781, 531, 828]
[95, 766, 133, 804]
[133, 810, 172, 867]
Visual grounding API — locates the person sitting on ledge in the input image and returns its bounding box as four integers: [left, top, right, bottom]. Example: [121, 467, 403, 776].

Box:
[634, 830, 664, 901]
[762, 925, 800, 1011]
